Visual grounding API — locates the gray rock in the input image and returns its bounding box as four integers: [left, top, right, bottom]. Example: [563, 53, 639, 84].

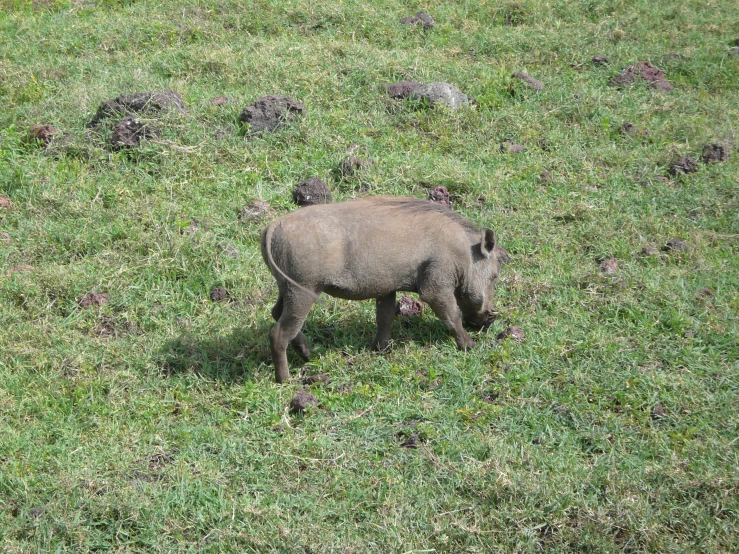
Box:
[410, 82, 470, 109]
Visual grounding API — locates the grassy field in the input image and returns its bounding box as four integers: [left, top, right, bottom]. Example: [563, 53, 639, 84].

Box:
[1, 0, 738, 551]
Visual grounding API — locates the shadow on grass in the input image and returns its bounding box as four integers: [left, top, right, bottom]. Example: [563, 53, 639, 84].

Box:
[158, 309, 455, 384]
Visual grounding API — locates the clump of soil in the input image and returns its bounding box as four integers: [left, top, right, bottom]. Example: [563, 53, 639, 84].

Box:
[619, 122, 648, 138]
[497, 326, 524, 343]
[239, 200, 274, 222]
[539, 171, 553, 184]
[9, 265, 35, 274]
[399, 433, 420, 448]
[609, 61, 674, 91]
[339, 155, 372, 178]
[302, 373, 329, 386]
[668, 156, 698, 177]
[289, 390, 318, 413]
[592, 55, 610, 65]
[209, 286, 230, 302]
[428, 185, 451, 208]
[78, 292, 110, 308]
[641, 245, 658, 256]
[293, 177, 331, 206]
[496, 246, 511, 264]
[209, 96, 232, 106]
[696, 288, 714, 302]
[240, 95, 305, 134]
[663, 238, 687, 252]
[0, 195, 10, 209]
[0, 232, 10, 244]
[396, 295, 424, 317]
[26, 124, 57, 146]
[88, 90, 186, 127]
[599, 257, 618, 273]
[28, 507, 45, 519]
[218, 242, 239, 257]
[410, 82, 471, 109]
[650, 403, 666, 420]
[111, 117, 159, 149]
[500, 139, 524, 154]
[387, 81, 422, 100]
[511, 72, 545, 91]
[701, 143, 730, 164]
[400, 11, 435, 29]
[148, 451, 175, 471]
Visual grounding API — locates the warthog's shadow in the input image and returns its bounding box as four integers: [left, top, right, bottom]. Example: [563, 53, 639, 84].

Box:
[158, 304, 456, 383]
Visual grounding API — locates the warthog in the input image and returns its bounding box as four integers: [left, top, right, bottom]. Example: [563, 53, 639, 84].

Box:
[261, 196, 502, 382]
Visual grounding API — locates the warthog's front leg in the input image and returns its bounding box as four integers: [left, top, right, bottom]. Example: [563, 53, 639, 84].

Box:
[371, 291, 396, 351]
[420, 290, 476, 351]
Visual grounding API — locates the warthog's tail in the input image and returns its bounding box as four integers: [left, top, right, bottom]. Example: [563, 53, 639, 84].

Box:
[263, 222, 322, 302]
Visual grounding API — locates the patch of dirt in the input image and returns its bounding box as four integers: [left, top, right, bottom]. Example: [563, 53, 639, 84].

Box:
[511, 72, 545, 91]
[218, 242, 239, 257]
[289, 390, 318, 413]
[239, 200, 275, 222]
[396, 295, 424, 317]
[696, 288, 714, 302]
[339, 156, 372, 178]
[500, 139, 524, 154]
[609, 61, 674, 91]
[599, 257, 618, 273]
[26, 124, 57, 146]
[650, 403, 666, 420]
[641, 245, 658, 256]
[410, 82, 471, 109]
[88, 90, 186, 127]
[539, 171, 553, 184]
[387, 80, 422, 100]
[701, 143, 730, 164]
[0, 195, 10, 209]
[28, 507, 45, 519]
[239, 95, 305, 134]
[148, 451, 175, 471]
[592, 55, 610, 65]
[209, 96, 232, 106]
[0, 232, 10, 244]
[78, 292, 110, 308]
[619, 122, 648, 138]
[209, 286, 230, 302]
[302, 373, 329, 386]
[496, 246, 511, 264]
[482, 391, 499, 404]
[668, 156, 698, 177]
[111, 117, 159, 149]
[663, 238, 687, 252]
[400, 11, 435, 29]
[293, 177, 331, 206]
[9, 265, 35, 274]
[399, 433, 420, 448]
[497, 326, 524, 343]
[428, 185, 451, 208]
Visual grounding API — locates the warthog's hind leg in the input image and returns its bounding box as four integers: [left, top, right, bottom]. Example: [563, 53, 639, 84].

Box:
[271, 293, 311, 362]
[270, 291, 315, 383]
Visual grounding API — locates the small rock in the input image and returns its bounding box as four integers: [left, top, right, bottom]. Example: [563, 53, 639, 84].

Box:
[619, 122, 648, 138]
[0, 232, 10, 244]
[497, 326, 524, 343]
[292, 177, 331, 207]
[218, 242, 239, 257]
[428, 185, 451, 208]
[0, 195, 10, 209]
[210, 96, 231, 106]
[701, 143, 729, 164]
[663, 238, 687, 252]
[650, 403, 666, 420]
[410, 82, 470, 109]
[668, 156, 698, 177]
[111, 117, 158, 149]
[592, 55, 610, 65]
[400, 11, 435, 29]
[9, 265, 35, 274]
[239, 200, 274, 222]
[512, 72, 545, 91]
[609, 61, 674, 91]
[289, 390, 318, 413]
[387, 80, 422, 100]
[396, 295, 424, 317]
[88, 90, 186, 127]
[641, 245, 658, 256]
[339, 156, 371, 178]
[500, 139, 524, 154]
[78, 292, 110, 308]
[209, 286, 230, 302]
[600, 257, 618, 273]
[26, 124, 57, 146]
[240, 95, 305, 134]
[302, 373, 329, 386]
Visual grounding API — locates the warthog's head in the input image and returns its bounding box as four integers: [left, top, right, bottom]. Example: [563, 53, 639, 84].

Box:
[457, 228, 501, 329]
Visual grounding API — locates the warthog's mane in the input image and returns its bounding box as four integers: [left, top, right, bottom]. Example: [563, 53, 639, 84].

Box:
[383, 197, 481, 233]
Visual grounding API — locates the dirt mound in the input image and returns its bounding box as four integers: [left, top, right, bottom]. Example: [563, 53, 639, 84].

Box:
[339, 156, 372, 178]
[609, 62, 674, 91]
[387, 81, 422, 99]
[496, 247, 511, 264]
[239, 200, 274, 222]
[26, 124, 57, 146]
[0, 195, 10, 209]
[78, 292, 110, 308]
[111, 117, 159, 149]
[497, 326, 524, 343]
[209, 286, 230, 302]
[0, 232, 10, 244]
[592, 55, 610, 65]
[500, 139, 523, 154]
[240, 95, 305, 134]
[701, 143, 730, 163]
[209, 96, 232, 106]
[410, 82, 471, 109]
[619, 122, 648, 138]
[539, 171, 553, 184]
[599, 258, 618, 273]
[302, 374, 329, 386]
[396, 295, 424, 317]
[289, 390, 318, 413]
[663, 238, 687, 252]
[400, 11, 435, 29]
[428, 185, 451, 208]
[88, 90, 185, 127]
[293, 177, 331, 206]
[668, 156, 698, 177]
[512, 72, 544, 91]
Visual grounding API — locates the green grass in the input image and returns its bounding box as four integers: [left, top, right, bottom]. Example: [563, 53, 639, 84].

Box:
[1, 0, 738, 551]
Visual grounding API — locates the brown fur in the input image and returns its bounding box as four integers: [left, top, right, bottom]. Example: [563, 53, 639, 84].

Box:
[261, 196, 502, 382]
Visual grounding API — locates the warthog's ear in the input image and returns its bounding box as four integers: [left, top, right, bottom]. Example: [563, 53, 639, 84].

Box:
[480, 228, 496, 258]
